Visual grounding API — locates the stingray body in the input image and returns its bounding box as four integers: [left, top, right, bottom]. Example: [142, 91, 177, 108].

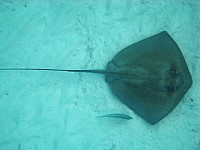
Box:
[0, 31, 192, 125]
[106, 31, 192, 124]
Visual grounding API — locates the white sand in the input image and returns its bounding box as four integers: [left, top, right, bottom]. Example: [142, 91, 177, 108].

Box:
[0, 1, 199, 149]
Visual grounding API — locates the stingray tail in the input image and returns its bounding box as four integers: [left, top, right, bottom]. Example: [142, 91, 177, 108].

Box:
[0, 68, 115, 75]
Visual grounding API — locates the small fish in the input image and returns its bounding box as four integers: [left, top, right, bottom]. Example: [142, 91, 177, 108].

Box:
[97, 113, 132, 120]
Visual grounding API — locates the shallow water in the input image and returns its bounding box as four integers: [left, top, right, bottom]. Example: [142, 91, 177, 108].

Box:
[0, 1, 199, 150]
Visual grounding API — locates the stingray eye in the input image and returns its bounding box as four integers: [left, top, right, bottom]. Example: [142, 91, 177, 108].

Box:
[170, 69, 179, 76]
[167, 86, 177, 92]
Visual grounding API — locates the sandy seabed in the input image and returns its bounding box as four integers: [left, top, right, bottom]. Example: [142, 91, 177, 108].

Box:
[0, 1, 199, 150]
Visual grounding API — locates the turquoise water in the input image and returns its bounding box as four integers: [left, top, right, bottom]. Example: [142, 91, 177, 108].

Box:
[0, 1, 199, 150]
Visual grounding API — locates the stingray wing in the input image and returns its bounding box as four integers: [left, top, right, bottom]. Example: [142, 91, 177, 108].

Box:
[106, 31, 192, 125]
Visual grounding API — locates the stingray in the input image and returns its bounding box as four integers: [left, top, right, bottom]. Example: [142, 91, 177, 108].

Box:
[0, 31, 192, 125]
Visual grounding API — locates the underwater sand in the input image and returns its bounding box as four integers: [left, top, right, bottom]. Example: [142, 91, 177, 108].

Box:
[0, 1, 199, 150]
